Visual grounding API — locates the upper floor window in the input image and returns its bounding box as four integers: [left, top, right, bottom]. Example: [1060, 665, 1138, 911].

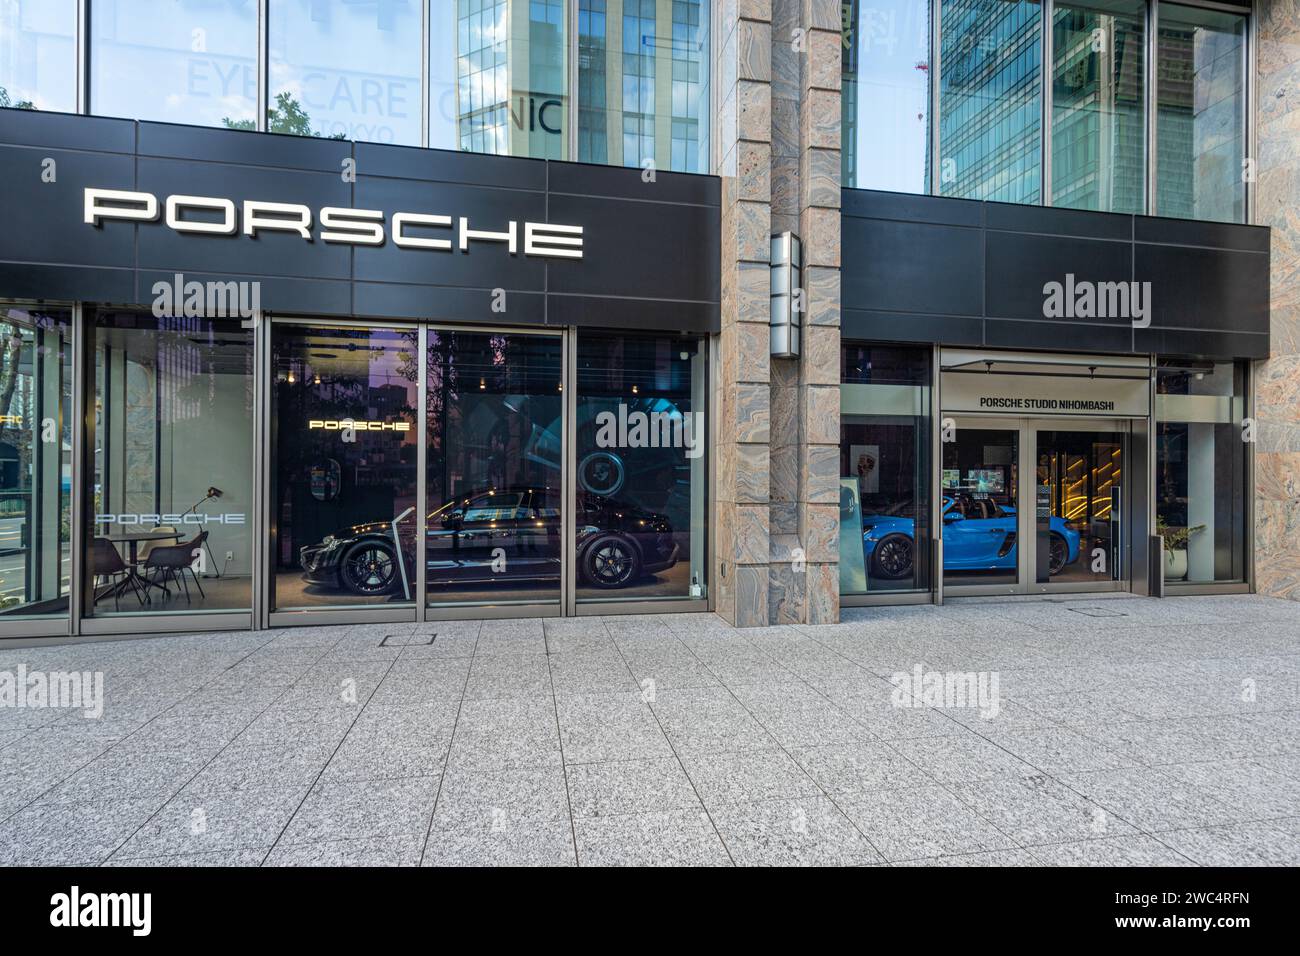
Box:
[577, 0, 710, 172]
[430, 0, 570, 159]
[939, 0, 1044, 205]
[7, 0, 710, 173]
[1156, 3, 1247, 224]
[0, 0, 76, 112]
[842, 0, 931, 192]
[268, 0, 423, 145]
[1051, 0, 1146, 214]
[842, 0, 1251, 223]
[92, 0, 258, 128]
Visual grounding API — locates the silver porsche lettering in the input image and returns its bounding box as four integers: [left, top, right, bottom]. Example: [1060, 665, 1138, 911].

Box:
[84, 187, 584, 259]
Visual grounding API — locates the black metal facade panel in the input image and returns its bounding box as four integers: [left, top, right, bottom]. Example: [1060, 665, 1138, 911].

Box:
[0, 110, 722, 333]
[842, 218, 983, 315]
[842, 187, 1272, 360]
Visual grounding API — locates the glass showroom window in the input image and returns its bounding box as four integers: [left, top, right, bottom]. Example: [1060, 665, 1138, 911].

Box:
[431, 0, 569, 158]
[92, 0, 258, 128]
[1155, 360, 1247, 585]
[0, 303, 71, 624]
[1156, 3, 1247, 223]
[575, 331, 707, 603]
[939, 0, 1042, 204]
[839, 344, 932, 598]
[86, 311, 253, 619]
[0, 0, 76, 112]
[575, 0, 710, 173]
[425, 329, 563, 609]
[271, 324, 417, 611]
[842, 0, 931, 192]
[1051, 0, 1145, 213]
[270, 0, 422, 145]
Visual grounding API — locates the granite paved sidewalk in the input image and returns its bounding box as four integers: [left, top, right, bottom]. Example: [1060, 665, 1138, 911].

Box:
[1, 594, 1298, 866]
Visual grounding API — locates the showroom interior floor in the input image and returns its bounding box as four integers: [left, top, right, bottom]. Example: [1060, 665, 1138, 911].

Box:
[1, 594, 1298, 866]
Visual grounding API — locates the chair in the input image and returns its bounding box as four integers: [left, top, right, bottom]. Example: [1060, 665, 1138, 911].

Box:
[91, 537, 146, 610]
[143, 530, 209, 604]
[138, 525, 180, 563]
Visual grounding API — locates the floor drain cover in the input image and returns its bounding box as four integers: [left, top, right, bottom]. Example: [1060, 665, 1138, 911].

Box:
[380, 633, 436, 646]
[1067, 606, 1128, 618]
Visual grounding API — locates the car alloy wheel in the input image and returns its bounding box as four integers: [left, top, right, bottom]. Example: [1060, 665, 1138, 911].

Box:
[342, 542, 397, 594]
[871, 532, 914, 580]
[1048, 533, 1069, 576]
[583, 535, 639, 588]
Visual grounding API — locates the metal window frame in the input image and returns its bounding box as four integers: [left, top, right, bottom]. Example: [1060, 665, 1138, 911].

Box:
[414, 323, 428, 621]
[253, 309, 269, 628]
[0, 302, 76, 642]
[1246, 357, 1256, 592]
[257, 0, 269, 132]
[1245, 0, 1257, 225]
[1042, 0, 1054, 207]
[76, 0, 88, 114]
[930, 0, 942, 195]
[568, 0, 580, 161]
[562, 327, 577, 616]
[421, 0, 431, 148]
[932, 342, 944, 605]
[1146, 0, 1158, 214]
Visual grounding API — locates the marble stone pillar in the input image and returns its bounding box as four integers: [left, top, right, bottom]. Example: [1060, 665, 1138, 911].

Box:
[795, 0, 842, 624]
[712, 0, 840, 625]
[1256, 0, 1300, 599]
[713, 0, 775, 625]
[763, 0, 842, 623]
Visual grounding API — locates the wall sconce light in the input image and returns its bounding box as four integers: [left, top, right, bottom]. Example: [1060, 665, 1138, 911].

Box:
[770, 232, 802, 359]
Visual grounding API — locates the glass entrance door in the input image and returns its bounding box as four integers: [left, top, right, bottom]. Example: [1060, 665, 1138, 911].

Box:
[941, 425, 1022, 592]
[1034, 426, 1125, 592]
[942, 417, 1128, 595]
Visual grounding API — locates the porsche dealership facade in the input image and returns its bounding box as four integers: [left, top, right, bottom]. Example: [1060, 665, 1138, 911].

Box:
[0, 0, 1293, 641]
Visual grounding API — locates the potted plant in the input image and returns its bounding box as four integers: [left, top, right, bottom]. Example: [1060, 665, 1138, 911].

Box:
[1157, 518, 1206, 581]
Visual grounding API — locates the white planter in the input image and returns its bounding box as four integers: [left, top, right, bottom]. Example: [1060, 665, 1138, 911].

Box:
[1164, 548, 1188, 582]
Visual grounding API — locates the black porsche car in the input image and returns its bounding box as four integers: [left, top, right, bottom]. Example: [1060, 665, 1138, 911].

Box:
[298, 486, 679, 596]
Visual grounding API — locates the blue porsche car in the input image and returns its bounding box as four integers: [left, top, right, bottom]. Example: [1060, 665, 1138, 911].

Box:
[862, 492, 1081, 580]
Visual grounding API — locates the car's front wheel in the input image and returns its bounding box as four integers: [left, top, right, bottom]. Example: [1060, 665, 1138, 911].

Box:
[870, 532, 914, 580]
[341, 541, 399, 595]
[581, 534, 640, 589]
[1048, 532, 1069, 576]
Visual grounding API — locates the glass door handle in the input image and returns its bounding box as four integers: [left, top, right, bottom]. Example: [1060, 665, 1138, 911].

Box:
[1110, 487, 1122, 580]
